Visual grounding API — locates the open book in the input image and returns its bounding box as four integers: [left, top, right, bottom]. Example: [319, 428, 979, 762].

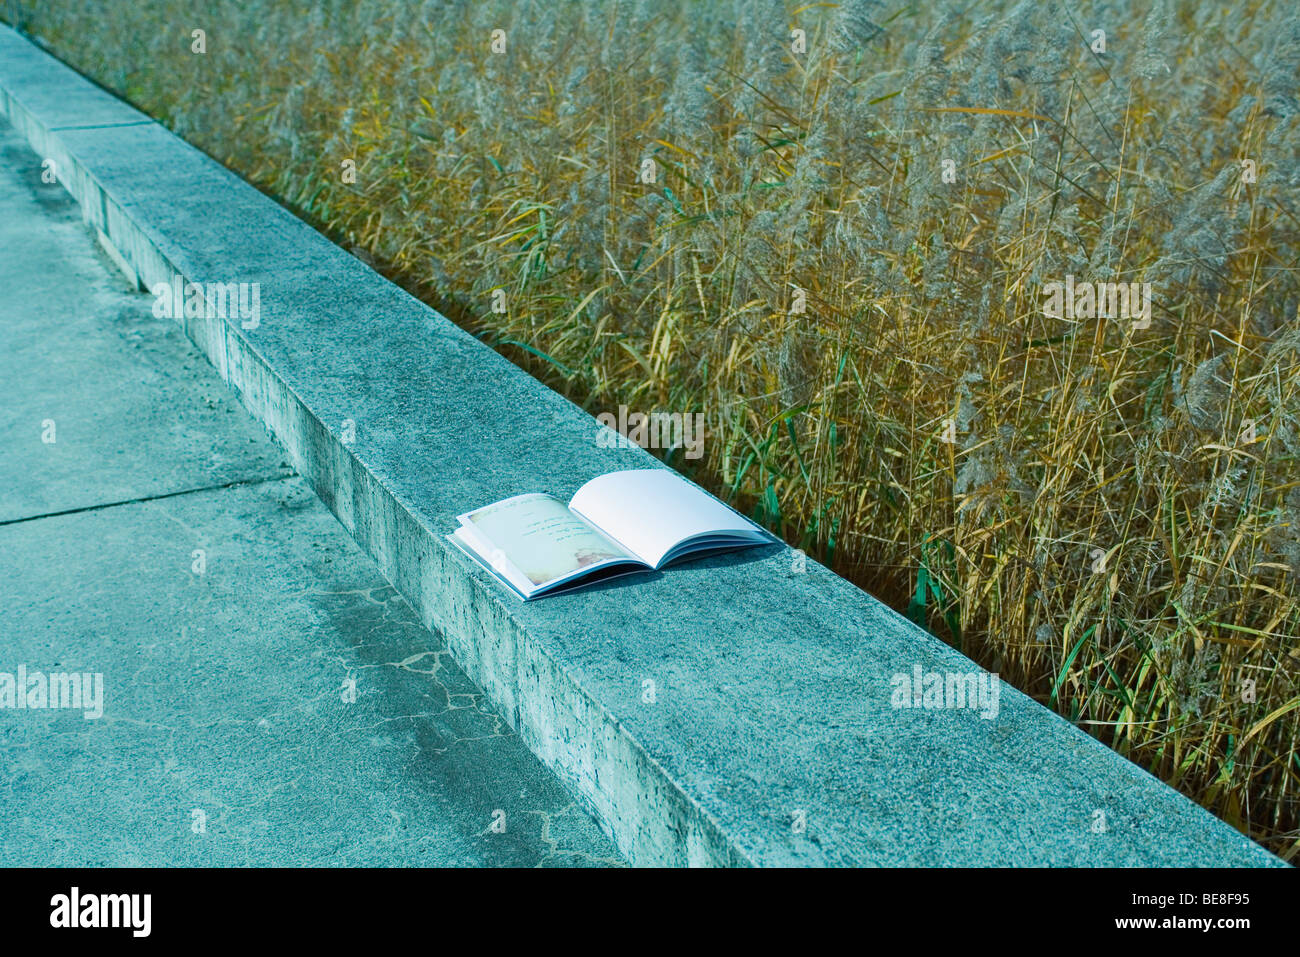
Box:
[448, 469, 774, 600]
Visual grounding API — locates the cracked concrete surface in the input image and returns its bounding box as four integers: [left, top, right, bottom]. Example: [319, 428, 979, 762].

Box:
[0, 120, 622, 867]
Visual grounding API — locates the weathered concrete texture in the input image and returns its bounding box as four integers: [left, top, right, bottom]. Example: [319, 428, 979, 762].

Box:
[0, 128, 289, 523]
[0, 30, 151, 130]
[0, 478, 621, 866]
[0, 115, 622, 866]
[0, 25, 1281, 866]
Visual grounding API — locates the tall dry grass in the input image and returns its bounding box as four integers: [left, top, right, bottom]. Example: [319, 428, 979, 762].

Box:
[7, 0, 1298, 856]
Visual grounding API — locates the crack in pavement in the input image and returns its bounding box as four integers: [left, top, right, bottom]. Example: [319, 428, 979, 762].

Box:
[0, 470, 297, 528]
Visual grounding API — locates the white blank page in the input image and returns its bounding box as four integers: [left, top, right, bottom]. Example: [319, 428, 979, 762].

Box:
[569, 469, 765, 567]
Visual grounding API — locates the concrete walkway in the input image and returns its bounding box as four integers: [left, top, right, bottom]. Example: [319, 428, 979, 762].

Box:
[0, 121, 621, 866]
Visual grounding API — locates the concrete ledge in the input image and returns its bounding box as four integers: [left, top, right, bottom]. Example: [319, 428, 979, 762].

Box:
[0, 24, 1282, 866]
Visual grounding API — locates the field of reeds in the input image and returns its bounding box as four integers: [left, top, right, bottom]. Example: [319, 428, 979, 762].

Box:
[7, 0, 1298, 857]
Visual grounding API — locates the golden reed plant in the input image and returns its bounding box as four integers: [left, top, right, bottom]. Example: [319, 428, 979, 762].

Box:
[8, 0, 1297, 856]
